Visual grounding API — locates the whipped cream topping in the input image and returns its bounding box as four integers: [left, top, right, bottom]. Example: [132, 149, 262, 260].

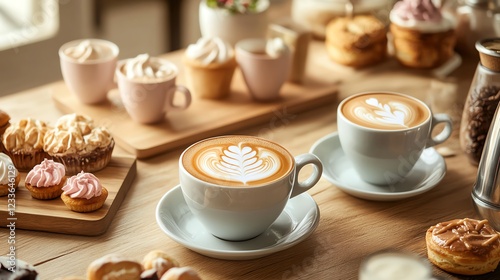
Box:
[122, 54, 175, 81]
[63, 40, 114, 63]
[62, 171, 103, 199]
[2, 118, 49, 152]
[390, 0, 454, 33]
[44, 114, 113, 155]
[0, 153, 17, 185]
[186, 37, 234, 65]
[25, 159, 65, 187]
[266, 37, 288, 58]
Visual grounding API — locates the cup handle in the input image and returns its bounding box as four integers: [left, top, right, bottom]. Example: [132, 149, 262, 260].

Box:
[166, 85, 192, 111]
[426, 113, 453, 147]
[290, 153, 323, 198]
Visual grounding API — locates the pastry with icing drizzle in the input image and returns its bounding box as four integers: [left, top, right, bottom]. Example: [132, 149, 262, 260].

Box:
[426, 218, 500, 275]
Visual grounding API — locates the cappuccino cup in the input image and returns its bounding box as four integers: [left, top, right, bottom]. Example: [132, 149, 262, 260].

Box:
[179, 135, 323, 241]
[337, 92, 452, 185]
[116, 54, 191, 124]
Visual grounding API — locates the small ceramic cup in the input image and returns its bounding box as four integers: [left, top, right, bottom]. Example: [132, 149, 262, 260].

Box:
[179, 135, 323, 241]
[235, 38, 291, 102]
[59, 39, 119, 104]
[337, 92, 452, 186]
[115, 58, 191, 124]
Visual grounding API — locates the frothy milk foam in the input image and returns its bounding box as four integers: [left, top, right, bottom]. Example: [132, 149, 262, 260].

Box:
[182, 136, 294, 187]
[341, 93, 430, 130]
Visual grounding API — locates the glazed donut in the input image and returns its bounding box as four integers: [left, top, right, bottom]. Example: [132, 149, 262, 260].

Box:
[160, 267, 202, 280]
[87, 254, 142, 280]
[426, 218, 500, 275]
[142, 250, 179, 278]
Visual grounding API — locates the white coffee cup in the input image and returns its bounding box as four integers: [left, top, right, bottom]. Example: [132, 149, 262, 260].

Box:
[337, 92, 452, 185]
[115, 56, 191, 124]
[59, 39, 119, 104]
[179, 135, 323, 241]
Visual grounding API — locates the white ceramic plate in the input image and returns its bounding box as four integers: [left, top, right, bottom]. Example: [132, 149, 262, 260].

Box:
[310, 132, 447, 201]
[156, 185, 320, 260]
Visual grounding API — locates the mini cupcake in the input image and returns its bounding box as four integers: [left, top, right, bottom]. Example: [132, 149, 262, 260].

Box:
[2, 118, 51, 171]
[183, 37, 237, 99]
[390, 0, 456, 69]
[61, 171, 108, 212]
[0, 153, 20, 197]
[44, 114, 114, 174]
[25, 158, 67, 199]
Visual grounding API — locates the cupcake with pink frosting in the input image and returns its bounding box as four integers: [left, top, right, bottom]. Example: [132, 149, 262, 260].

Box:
[390, 0, 456, 68]
[61, 171, 108, 212]
[25, 158, 67, 199]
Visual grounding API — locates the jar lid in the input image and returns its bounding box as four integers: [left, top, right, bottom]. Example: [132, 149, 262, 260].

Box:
[476, 38, 500, 71]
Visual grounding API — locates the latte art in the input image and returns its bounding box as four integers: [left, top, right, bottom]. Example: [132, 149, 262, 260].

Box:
[182, 136, 294, 187]
[341, 93, 430, 130]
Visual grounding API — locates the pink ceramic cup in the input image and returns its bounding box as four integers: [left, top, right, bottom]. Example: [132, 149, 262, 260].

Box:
[235, 38, 291, 102]
[59, 39, 119, 104]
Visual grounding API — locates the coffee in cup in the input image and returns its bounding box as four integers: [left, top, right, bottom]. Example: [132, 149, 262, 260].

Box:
[116, 54, 191, 124]
[338, 92, 452, 185]
[179, 135, 322, 241]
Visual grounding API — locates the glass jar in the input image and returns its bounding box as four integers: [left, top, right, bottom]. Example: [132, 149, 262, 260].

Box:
[291, 0, 393, 39]
[460, 38, 500, 165]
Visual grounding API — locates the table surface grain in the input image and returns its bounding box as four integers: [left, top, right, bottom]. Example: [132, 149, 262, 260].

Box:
[0, 42, 493, 280]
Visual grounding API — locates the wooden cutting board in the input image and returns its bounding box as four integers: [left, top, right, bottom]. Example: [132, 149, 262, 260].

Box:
[51, 43, 338, 159]
[0, 156, 136, 236]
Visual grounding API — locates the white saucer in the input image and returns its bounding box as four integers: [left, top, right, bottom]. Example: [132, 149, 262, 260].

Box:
[155, 185, 320, 260]
[310, 132, 447, 201]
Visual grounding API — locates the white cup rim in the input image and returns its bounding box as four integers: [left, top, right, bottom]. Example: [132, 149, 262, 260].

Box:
[338, 91, 432, 132]
[179, 135, 296, 189]
[59, 38, 119, 64]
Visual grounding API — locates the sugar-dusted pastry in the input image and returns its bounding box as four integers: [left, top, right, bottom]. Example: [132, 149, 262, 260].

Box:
[2, 118, 51, 171]
[61, 171, 108, 212]
[390, 0, 456, 68]
[0, 153, 20, 197]
[25, 158, 66, 200]
[0, 256, 39, 280]
[142, 250, 179, 278]
[160, 267, 202, 280]
[0, 110, 10, 144]
[183, 37, 237, 99]
[44, 114, 114, 174]
[325, 15, 387, 68]
[426, 218, 500, 275]
[87, 254, 142, 280]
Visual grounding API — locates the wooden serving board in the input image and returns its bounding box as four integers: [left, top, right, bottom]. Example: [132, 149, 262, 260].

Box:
[0, 157, 136, 236]
[51, 43, 338, 159]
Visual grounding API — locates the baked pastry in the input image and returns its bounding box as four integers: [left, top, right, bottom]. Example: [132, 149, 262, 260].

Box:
[426, 218, 500, 275]
[0, 256, 39, 280]
[44, 114, 114, 174]
[142, 250, 179, 278]
[183, 37, 237, 99]
[160, 267, 202, 280]
[2, 118, 51, 171]
[24, 158, 66, 200]
[390, 0, 456, 68]
[0, 110, 10, 151]
[87, 254, 142, 280]
[0, 153, 20, 197]
[61, 171, 108, 212]
[325, 15, 387, 68]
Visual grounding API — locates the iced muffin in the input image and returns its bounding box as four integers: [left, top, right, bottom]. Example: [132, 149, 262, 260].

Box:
[2, 118, 51, 171]
[390, 0, 456, 68]
[61, 171, 108, 212]
[25, 158, 67, 200]
[183, 37, 237, 99]
[0, 153, 20, 197]
[44, 114, 114, 174]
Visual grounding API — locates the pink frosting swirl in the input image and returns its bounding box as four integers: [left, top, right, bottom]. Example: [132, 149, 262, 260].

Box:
[25, 159, 66, 187]
[392, 0, 442, 22]
[62, 171, 102, 199]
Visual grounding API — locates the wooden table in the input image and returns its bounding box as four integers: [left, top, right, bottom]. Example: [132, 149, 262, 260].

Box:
[1, 43, 494, 280]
